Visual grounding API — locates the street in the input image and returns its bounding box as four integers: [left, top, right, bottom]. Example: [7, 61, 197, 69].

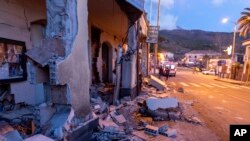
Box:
[166, 67, 250, 141]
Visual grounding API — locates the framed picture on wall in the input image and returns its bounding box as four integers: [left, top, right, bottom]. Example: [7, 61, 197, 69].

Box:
[0, 37, 27, 83]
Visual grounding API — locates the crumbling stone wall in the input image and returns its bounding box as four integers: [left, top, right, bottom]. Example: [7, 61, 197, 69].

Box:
[46, 0, 90, 118]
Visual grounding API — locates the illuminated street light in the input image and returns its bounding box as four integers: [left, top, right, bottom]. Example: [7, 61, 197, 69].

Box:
[221, 18, 237, 63]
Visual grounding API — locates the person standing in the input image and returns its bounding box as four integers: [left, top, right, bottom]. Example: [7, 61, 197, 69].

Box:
[165, 67, 170, 80]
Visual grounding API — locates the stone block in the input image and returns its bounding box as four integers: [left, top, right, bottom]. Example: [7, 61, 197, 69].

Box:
[146, 97, 178, 110]
[149, 75, 166, 90]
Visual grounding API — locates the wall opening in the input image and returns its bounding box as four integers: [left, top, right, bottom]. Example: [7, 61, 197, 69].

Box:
[91, 26, 101, 84]
[102, 42, 112, 83]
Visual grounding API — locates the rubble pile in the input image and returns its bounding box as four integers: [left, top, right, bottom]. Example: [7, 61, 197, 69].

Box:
[89, 79, 184, 140]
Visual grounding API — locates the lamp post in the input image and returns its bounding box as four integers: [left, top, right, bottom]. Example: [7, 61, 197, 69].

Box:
[221, 18, 238, 78]
[153, 0, 161, 74]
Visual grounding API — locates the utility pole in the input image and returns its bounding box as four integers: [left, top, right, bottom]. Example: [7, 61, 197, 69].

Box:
[154, 0, 160, 74]
[231, 24, 237, 79]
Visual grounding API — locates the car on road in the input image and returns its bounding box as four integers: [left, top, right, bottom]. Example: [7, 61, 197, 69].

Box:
[202, 69, 215, 75]
[165, 64, 177, 77]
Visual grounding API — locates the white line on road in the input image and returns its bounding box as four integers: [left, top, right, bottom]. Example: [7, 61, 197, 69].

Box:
[221, 84, 240, 89]
[210, 84, 227, 88]
[200, 83, 213, 88]
[227, 94, 250, 104]
[240, 86, 250, 90]
[189, 83, 201, 87]
[180, 82, 189, 87]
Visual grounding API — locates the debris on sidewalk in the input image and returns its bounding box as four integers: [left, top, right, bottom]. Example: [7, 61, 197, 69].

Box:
[144, 125, 159, 136]
[146, 97, 178, 111]
[149, 75, 166, 90]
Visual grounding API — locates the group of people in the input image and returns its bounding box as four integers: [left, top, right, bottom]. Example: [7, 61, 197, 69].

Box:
[159, 65, 170, 80]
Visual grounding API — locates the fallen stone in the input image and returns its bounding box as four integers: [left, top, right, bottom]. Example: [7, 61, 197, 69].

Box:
[144, 125, 159, 136]
[168, 111, 181, 121]
[24, 134, 55, 141]
[149, 75, 166, 90]
[159, 125, 168, 133]
[146, 97, 178, 111]
[177, 87, 184, 93]
[166, 129, 177, 137]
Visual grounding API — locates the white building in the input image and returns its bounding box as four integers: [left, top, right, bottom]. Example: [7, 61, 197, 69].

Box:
[184, 50, 221, 65]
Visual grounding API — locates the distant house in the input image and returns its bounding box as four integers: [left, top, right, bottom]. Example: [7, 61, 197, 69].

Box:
[184, 50, 221, 65]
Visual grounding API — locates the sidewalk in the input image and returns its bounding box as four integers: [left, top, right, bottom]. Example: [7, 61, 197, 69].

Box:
[214, 77, 246, 85]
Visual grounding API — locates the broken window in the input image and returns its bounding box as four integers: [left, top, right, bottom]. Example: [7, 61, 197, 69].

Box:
[0, 38, 27, 83]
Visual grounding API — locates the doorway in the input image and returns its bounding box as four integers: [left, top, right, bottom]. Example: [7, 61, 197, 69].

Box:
[102, 43, 112, 83]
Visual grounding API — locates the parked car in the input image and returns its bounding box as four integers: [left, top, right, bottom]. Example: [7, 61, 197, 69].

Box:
[202, 69, 215, 75]
[165, 64, 177, 77]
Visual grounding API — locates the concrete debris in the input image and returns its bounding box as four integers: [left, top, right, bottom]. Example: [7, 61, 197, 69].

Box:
[168, 111, 181, 121]
[166, 129, 177, 137]
[24, 134, 55, 141]
[159, 125, 168, 133]
[144, 125, 159, 136]
[93, 126, 128, 141]
[146, 97, 178, 111]
[110, 111, 127, 124]
[149, 75, 166, 90]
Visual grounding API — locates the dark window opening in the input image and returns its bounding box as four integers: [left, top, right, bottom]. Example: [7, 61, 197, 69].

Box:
[0, 38, 27, 83]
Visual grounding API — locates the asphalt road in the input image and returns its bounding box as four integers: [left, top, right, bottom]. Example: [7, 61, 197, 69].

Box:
[166, 67, 250, 141]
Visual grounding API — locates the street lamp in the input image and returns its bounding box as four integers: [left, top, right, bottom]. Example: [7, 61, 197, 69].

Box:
[221, 18, 237, 64]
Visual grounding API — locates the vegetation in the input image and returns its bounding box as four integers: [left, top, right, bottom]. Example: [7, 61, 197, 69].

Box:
[237, 8, 250, 37]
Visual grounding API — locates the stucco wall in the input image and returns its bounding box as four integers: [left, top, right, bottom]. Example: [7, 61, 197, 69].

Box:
[88, 0, 128, 40]
[49, 0, 91, 118]
[0, 0, 46, 105]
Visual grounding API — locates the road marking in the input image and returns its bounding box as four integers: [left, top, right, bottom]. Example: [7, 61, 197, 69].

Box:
[170, 82, 176, 86]
[180, 82, 189, 87]
[227, 94, 250, 104]
[200, 83, 213, 88]
[189, 83, 201, 87]
[221, 84, 240, 89]
[240, 86, 250, 89]
[210, 84, 227, 88]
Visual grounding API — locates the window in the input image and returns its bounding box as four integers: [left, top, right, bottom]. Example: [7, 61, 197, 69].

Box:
[0, 38, 27, 83]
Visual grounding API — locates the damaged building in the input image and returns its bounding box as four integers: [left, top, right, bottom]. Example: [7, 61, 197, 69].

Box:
[0, 0, 149, 140]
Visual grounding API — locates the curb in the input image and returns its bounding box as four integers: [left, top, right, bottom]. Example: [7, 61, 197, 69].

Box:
[214, 78, 242, 85]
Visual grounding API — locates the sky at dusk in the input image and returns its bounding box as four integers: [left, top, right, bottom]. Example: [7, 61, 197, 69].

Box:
[144, 0, 249, 32]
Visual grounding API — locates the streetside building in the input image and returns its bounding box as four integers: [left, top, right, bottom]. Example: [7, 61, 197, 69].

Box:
[184, 50, 221, 65]
[242, 40, 250, 82]
[0, 0, 147, 140]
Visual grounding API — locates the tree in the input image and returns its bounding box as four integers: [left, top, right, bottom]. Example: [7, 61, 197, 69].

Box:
[237, 8, 250, 37]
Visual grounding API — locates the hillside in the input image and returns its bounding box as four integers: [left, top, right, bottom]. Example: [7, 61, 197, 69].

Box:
[158, 29, 245, 59]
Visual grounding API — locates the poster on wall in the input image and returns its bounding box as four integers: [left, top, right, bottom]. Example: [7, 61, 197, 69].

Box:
[0, 38, 27, 83]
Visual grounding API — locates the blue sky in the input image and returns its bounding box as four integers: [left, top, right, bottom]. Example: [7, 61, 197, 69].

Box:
[144, 0, 249, 32]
